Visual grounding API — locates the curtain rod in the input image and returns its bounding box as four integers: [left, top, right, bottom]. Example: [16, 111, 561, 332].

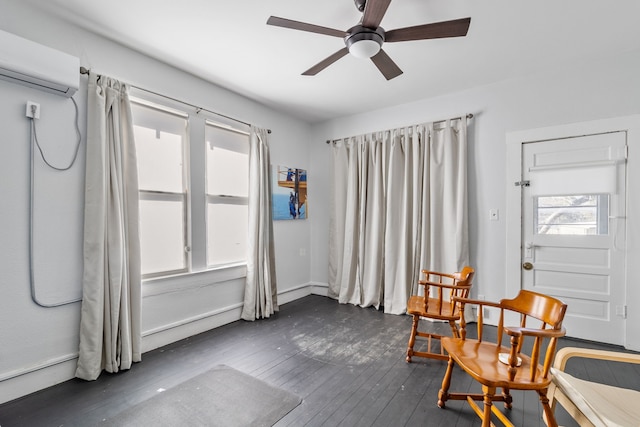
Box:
[79, 66, 271, 134]
[325, 113, 473, 144]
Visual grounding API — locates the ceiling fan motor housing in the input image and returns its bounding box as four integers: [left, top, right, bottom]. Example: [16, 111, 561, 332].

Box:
[345, 25, 385, 58]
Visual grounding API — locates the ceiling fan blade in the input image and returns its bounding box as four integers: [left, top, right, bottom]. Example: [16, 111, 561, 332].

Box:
[370, 49, 403, 80]
[267, 16, 346, 38]
[362, 0, 392, 29]
[302, 48, 349, 76]
[385, 17, 471, 42]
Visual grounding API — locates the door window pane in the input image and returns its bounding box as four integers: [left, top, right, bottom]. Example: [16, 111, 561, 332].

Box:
[535, 195, 609, 235]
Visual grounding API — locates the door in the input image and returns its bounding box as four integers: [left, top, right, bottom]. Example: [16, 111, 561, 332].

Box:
[521, 132, 627, 345]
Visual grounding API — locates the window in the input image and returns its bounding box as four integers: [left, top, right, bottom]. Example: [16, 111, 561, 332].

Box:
[132, 101, 189, 277]
[205, 123, 249, 267]
[534, 194, 609, 235]
[131, 95, 250, 279]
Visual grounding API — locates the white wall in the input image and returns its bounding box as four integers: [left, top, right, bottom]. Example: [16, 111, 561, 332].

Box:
[309, 48, 640, 313]
[0, 1, 311, 403]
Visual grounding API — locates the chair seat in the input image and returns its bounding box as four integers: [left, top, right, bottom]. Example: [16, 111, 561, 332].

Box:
[405, 267, 474, 363]
[407, 295, 455, 321]
[441, 337, 548, 390]
[551, 368, 640, 427]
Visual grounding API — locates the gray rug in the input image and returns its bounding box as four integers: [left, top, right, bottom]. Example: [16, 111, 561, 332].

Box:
[102, 365, 302, 427]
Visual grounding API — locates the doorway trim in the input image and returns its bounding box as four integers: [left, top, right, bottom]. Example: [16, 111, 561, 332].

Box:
[505, 114, 640, 351]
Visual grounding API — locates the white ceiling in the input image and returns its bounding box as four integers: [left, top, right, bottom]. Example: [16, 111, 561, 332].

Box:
[23, 0, 640, 123]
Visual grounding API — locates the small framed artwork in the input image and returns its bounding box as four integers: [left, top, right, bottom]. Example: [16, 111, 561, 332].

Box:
[273, 165, 307, 220]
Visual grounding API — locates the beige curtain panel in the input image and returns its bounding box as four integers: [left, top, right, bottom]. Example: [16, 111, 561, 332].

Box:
[328, 118, 469, 314]
[241, 126, 278, 321]
[75, 73, 142, 381]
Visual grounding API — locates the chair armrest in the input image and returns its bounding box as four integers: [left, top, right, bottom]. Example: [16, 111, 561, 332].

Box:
[421, 269, 458, 281]
[419, 280, 471, 291]
[504, 326, 566, 339]
[452, 296, 502, 308]
[553, 346, 640, 371]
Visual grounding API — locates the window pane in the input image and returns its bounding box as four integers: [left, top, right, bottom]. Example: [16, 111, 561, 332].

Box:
[132, 104, 186, 193]
[206, 125, 249, 197]
[140, 199, 186, 275]
[207, 203, 247, 265]
[535, 195, 609, 235]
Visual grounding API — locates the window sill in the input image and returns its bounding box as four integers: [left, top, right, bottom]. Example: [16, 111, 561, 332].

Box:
[142, 263, 247, 298]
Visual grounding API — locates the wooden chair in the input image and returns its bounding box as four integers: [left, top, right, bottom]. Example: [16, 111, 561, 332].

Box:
[547, 346, 640, 427]
[437, 290, 567, 427]
[405, 266, 474, 362]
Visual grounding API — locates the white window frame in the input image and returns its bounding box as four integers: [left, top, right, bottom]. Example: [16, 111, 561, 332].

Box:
[130, 89, 250, 284]
[204, 120, 250, 268]
[131, 98, 191, 279]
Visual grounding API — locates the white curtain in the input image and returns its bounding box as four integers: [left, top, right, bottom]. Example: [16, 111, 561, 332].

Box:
[241, 127, 278, 321]
[328, 118, 469, 315]
[76, 74, 142, 380]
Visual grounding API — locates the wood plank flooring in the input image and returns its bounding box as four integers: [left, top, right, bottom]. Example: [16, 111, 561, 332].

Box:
[1, 295, 638, 426]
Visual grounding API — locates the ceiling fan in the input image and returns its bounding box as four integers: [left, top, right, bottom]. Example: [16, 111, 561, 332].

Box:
[266, 0, 471, 80]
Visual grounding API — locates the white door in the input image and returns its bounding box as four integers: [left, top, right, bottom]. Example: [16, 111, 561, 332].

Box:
[521, 132, 627, 345]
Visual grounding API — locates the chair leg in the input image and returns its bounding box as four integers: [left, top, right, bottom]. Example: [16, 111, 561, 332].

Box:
[502, 387, 512, 409]
[406, 315, 419, 362]
[437, 357, 455, 408]
[538, 389, 558, 427]
[481, 386, 495, 427]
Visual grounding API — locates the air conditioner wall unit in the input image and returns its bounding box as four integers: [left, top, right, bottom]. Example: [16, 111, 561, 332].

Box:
[0, 29, 79, 97]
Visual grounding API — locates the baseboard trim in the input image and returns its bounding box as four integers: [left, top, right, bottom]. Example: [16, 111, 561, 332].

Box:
[0, 282, 322, 404]
[0, 353, 78, 383]
[278, 281, 329, 302]
[278, 283, 312, 305]
[141, 303, 245, 353]
[0, 356, 78, 404]
[310, 282, 329, 296]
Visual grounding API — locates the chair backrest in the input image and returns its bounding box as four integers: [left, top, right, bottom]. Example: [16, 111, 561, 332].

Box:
[421, 266, 474, 290]
[449, 266, 474, 283]
[462, 290, 567, 382]
[455, 266, 475, 289]
[451, 267, 474, 305]
[500, 289, 567, 330]
[420, 266, 474, 316]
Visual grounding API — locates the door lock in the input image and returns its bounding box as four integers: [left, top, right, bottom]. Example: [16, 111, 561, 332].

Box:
[522, 262, 534, 270]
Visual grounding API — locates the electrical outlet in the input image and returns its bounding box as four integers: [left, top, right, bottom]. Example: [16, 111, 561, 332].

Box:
[26, 101, 40, 119]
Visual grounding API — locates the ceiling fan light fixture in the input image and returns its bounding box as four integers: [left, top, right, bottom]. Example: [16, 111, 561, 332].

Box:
[345, 25, 384, 59]
[349, 39, 381, 58]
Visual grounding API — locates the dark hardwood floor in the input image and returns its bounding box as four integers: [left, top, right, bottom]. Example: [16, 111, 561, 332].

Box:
[1, 295, 638, 426]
